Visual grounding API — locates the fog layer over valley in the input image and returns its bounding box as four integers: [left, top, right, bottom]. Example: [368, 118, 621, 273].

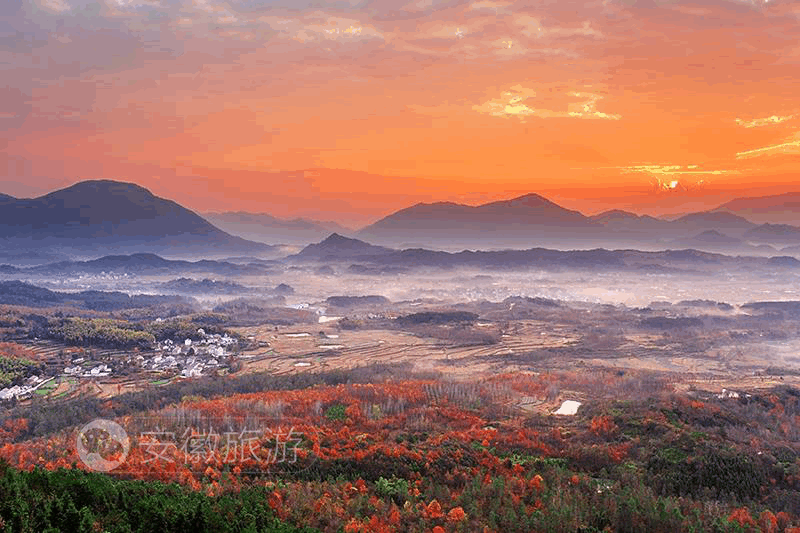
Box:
[3, 234, 800, 386]
[7, 183, 800, 531]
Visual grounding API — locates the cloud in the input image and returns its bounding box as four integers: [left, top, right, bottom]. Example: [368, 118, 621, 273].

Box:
[39, 0, 72, 12]
[515, 15, 603, 40]
[603, 164, 736, 193]
[735, 115, 795, 128]
[596, 164, 735, 192]
[474, 86, 621, 121]
[736, 136, 800, 158]
[616, 164, 732, 176]
[258, 13, 384, 43]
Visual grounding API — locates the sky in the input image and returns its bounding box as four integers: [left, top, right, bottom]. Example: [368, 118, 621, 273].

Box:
[1, 0, 800, 225]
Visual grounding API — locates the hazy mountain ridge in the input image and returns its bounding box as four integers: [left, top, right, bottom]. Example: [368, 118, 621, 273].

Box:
[0, 180, 272, 257]
[21, 253, 270, 276]
[0, 280, 191, 310]
[350, 193, 800, 253]
[203, 211, 352, 245]
[358, 193, 601, 247]
[292, 233, 794, 274]
[6, 181, 800, 257]
[714, 191, 800, 224]
[291, 233, 394, 260]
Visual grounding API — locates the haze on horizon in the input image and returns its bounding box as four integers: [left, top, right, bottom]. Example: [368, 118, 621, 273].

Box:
[2, 0, 800, 225]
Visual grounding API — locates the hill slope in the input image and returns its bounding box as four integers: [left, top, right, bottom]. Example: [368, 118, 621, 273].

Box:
[714, 192, 800, 224]
[358, 193, 600, 247]
[292, 233, 394, 260]
[0, 180, 271, 256]
[203, 211, 352, 245]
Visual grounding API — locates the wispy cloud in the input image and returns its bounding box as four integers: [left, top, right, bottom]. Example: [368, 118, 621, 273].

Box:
[617, 164, 732, 176]
[736, 136, 800, 158]
[258, 14, 383, 43]
[597, 164, 736, 192]
[735, 115, 795, 128]
[474, 86, 620, 121]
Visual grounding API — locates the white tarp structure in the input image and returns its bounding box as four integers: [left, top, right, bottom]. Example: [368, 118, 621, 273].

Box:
[553, 400, 582, 416]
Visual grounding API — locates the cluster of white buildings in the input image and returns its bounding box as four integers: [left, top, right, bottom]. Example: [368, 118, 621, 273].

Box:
[156, 329, 237, 357]
[135, 352, 223, 378]
[0, 376, 54, 402]
[1, 329, 240, 403]
[63, 362, 112, 377]
[145, 328, 237, 377]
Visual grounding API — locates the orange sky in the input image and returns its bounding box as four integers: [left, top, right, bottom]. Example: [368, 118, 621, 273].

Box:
[2, 0, 800, 225]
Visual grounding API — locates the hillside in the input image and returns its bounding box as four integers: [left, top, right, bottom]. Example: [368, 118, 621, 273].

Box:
[670, 212, 756, 235]
[714, 192, 800, 224]
[0, 180, 272, 256]
[356, 193, 776, 252]
[0, 280, 190, 310]
[25, 253, 269, 276]
[292, 233, 395, 261]
[744, 223, 800, 246]
[204, 211, 352, 245]
[357, 193, 600, 247]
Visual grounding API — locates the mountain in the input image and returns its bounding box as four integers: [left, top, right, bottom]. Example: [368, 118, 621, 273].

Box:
[356, 193, 769, 251]
[589, 210, 672, 241]
[669, 212, 756, 235]
[203, 212, 352, 245]
[158, 278, 250, 295]
[767, 256, 800, 268]
[291, 233, 777, 272]
[0, 280, 190, 310]
[292, 233, 394, 261]
[743, 223, 800, 246]
[669, 230, 750, 253]
[668, 229, 776, 255]
[358, 193, 600, 248]
[677, 230, 743, 246]
[0, 180, 272, 257]
[26, 253, 270, 276]
[713, 192, 800, 224]
[590, 210, 666, 227]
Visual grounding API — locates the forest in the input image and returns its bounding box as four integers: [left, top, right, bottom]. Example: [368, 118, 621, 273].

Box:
[3, 368, 800, 532]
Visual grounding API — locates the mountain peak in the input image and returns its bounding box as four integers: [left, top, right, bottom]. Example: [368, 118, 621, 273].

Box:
[320, 232, 352, 244]
[591, 209, 640, 221]
[0, 180, 269, 254]
[294, 233, 393, 260]
[39, 179, 157, 203]
[714, 192, 800, 225]
[482, 193, 558, 209]
[674, 211, 755, 227]
[510, 192, 553, 204]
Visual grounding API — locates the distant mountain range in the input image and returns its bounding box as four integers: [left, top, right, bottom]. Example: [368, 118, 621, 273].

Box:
[0, 280, 191, 311]
[714, 192, 800, 224]
[352, 193, 800, 253]
[201, 190, 800, 253]
[291, 233, 394, 261]
[20, 253, 271, 277]
[0, 180, 273, 260]
[203, 212, 352, 245]
[5, 180, 800, 259]
[291, 233, 799, 273]
[357, 193, 600, 248]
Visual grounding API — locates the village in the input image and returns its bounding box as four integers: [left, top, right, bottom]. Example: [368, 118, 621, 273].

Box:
[0, 328, 241, 403]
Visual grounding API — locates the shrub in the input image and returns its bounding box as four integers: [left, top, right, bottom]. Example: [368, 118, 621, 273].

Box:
[375, 476, 409, 505]
[325, 404, 347, 422]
